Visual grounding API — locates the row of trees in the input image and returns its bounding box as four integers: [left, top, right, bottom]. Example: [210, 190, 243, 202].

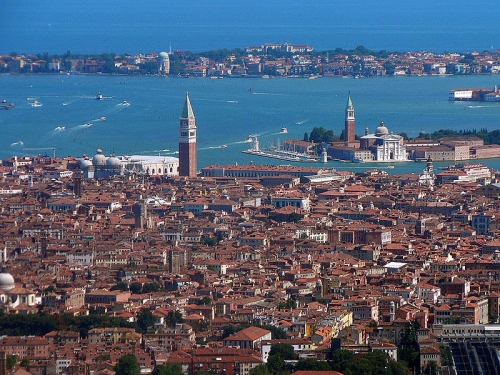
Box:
[248, 345, 410, 375]
[416, 128, 500, 145]
[0, 307, 185, 337]
[303, 126, 500, 148]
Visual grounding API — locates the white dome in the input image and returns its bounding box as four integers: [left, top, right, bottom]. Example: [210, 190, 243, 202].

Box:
[106, 156, 121, 167]
[159, 51, 169, 59]
[375, 122, 389, 136]
[0, 272, 15, 291]
[79, 157, 93, 169]
[92, 148, 107, 166]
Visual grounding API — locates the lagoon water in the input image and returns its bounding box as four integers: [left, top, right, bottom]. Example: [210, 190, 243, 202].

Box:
[1, 73, 500, 174]
[2, 1, 498, 54]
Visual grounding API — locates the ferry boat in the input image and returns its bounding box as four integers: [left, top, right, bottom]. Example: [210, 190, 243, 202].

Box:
[280, 127, 288, 134]
[0, 100, 14, 110]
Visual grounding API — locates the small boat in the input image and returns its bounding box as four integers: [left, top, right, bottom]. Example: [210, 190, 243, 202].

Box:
[96, 93, 103, 100]
[352, 157, 365, 163]
[0, 100, 14, 110]
[26, 97, 34, 101]
[54, 126, 66, 131]
[31, 100, 42, 107]
[280, 127, 288, 134]
[220, 144, 228, 148]
[245, 136, 253, 142]
[119, 100, 130, 106]
[99, 116, 106, 121]
[83, 123, 92, 128]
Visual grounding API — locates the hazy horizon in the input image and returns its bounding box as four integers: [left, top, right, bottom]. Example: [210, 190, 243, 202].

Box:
[3, 0, 498, 55]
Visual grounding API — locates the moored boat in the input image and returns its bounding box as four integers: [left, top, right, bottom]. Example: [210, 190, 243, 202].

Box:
[0, 100, 14, 110]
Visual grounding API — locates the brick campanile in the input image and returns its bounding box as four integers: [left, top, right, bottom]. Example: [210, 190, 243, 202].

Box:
[344, 92, 356, 145]
[178, 92, 197, 177]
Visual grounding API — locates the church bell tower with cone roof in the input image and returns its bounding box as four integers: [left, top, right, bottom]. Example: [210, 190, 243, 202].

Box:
[178, 92, 197, 177]
[344, 92, 356, 146]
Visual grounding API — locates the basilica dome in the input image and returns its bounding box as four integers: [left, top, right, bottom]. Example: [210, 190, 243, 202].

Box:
[79, 156, 93, 169]
[375, 122, 389, 137]
[106, 155, 121, 167]
[92, 148, 107, 166]
[159, 51, 169, 59]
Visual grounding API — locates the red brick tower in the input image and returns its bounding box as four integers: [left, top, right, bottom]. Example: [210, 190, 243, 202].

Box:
[344, 92, 356, 145]
[178, 92, 197, 177]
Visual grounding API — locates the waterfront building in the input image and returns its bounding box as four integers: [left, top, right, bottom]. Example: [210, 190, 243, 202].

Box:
[359, 122, 407, 162]
[179, 92, 197, 177]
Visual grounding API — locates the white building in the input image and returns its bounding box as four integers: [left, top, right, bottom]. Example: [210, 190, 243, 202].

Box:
[359, 122, 407, 162]
[79, 148, 179, 179]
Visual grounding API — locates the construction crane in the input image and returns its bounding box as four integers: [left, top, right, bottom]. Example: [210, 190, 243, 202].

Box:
[22, 147, 57, 158]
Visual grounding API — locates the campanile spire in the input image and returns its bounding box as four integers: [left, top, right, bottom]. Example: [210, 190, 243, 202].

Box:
[344, 92, 356, 144]
[178, 92, 197, 177]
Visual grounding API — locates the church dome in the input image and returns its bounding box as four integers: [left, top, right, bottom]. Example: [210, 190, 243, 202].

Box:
[0, 270, 15, 291]
[106, 155, 121, 167]
[79, 156, 93, 169]
[92, 148, 107, 166]
[375, 122, 389, 136]
[159, 51, 169, 59]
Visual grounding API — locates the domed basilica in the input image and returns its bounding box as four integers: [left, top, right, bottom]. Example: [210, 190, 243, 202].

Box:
[359, 121, 407, 162]
[79, 148, 179, 179]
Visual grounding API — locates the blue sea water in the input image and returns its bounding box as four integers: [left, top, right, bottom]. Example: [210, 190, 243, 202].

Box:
[2, 1, 499, 54]
[1, 73, 500, 175]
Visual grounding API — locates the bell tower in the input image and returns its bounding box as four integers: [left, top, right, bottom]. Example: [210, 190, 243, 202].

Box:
[344, 92, 356, 145]
[178, 92, 197, 177]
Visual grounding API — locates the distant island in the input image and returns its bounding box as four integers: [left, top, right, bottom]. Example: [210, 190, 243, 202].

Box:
[2, 43, 500, 77]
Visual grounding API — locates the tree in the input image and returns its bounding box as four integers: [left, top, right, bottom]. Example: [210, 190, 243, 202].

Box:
[142, 282, 161, 293]
[6, 355, 17, 369]
[114, 354, 140, 375]
[295, 358, 331, 370]
[269, 343, 295, 360]
[152, 363, 183, 375]
[137, 308, 156, 332]
[250, 364, 271, 375]
[129, 282, 143, 294]
[196, 296, 212, 305]
[267, 354, 286, 375]
[165, 310, 184, 327]
[111, 281, 129, 291]
[20, 358, 30, 367]
[303, 133, 308, 142]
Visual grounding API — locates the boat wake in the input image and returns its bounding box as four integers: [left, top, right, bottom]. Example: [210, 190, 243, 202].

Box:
[53, 126, 66, 131]
[10, 140, 24, 147]
[295, 119, 309, 124]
